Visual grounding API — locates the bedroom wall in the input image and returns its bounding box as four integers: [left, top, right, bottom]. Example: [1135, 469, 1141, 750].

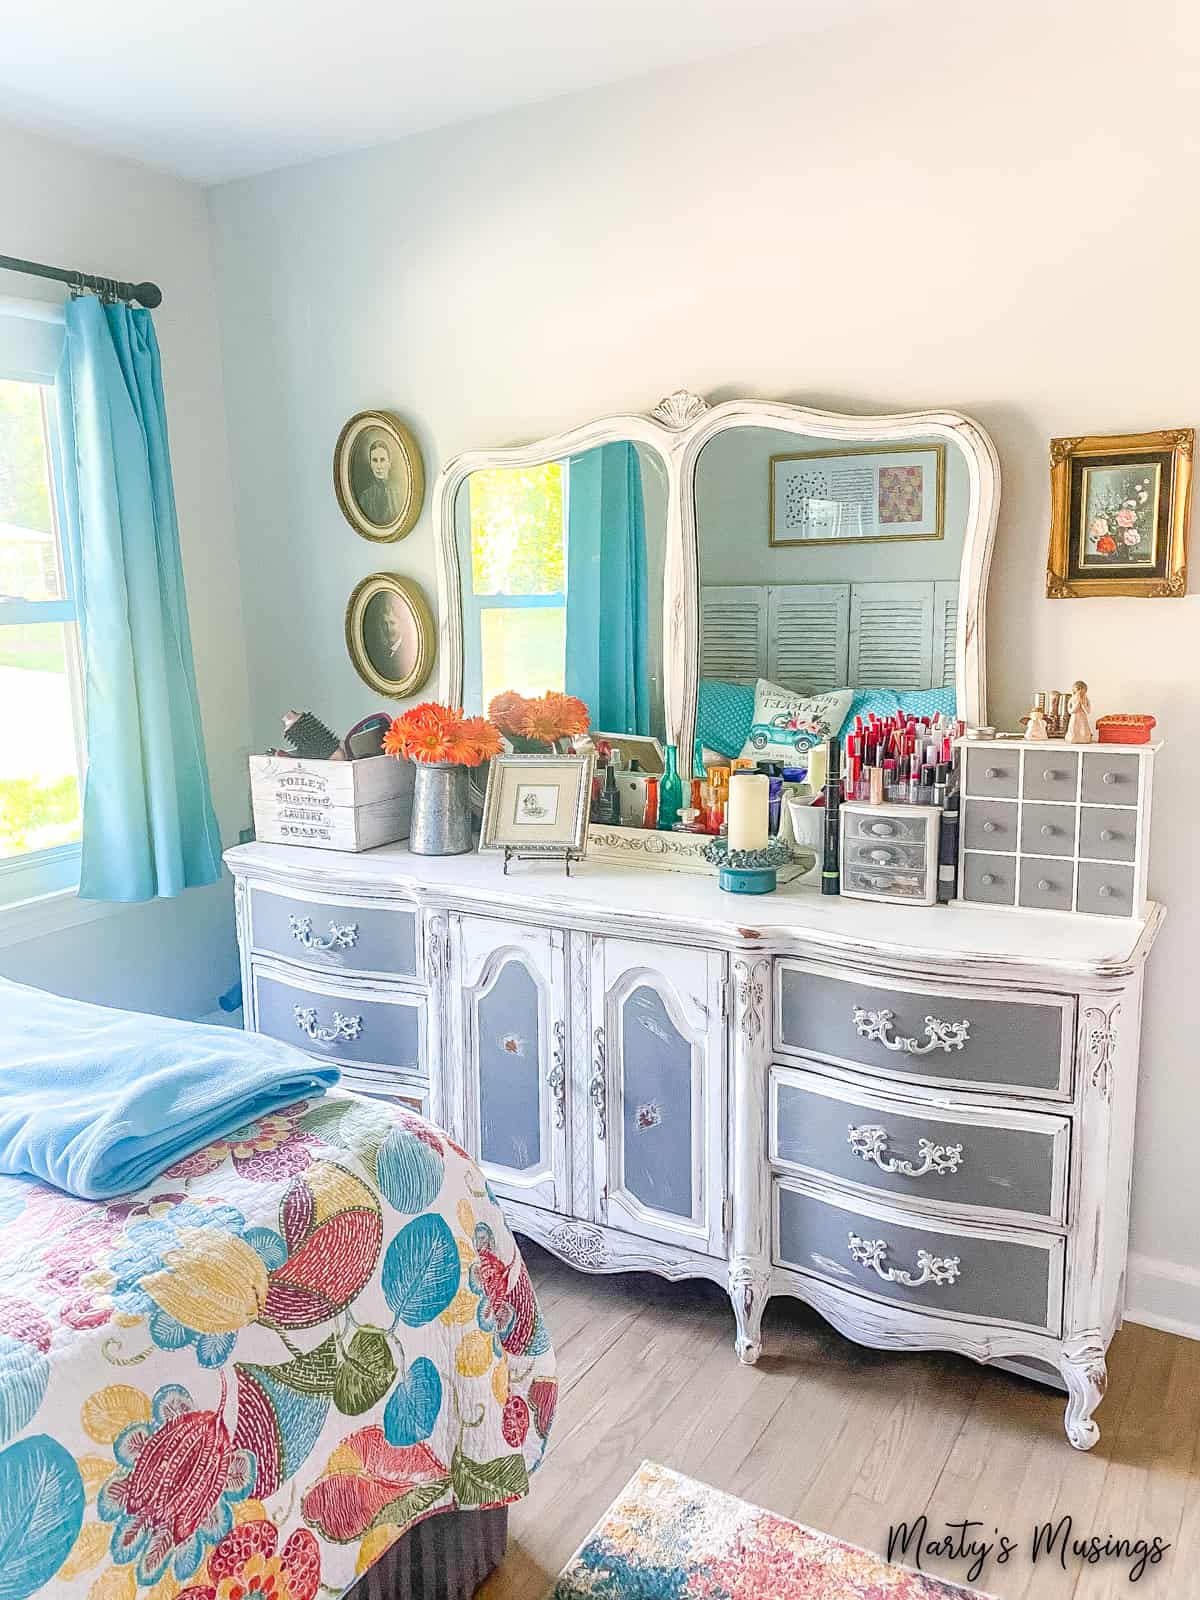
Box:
[208, 0, 1200, 1333]
[0, 120, 251, 1019]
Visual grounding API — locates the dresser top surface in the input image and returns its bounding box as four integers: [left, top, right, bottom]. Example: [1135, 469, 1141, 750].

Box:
[226, 841, 1162, 980]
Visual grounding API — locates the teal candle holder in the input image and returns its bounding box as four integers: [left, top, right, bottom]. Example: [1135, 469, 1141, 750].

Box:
[701, 837, 791, 895]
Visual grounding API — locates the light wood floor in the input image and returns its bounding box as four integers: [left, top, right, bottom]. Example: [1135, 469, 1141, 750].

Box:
[482, 1243, 1200, 1599]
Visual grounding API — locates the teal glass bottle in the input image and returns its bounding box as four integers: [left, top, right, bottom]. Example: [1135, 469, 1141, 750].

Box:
[657, 744, 683, 830]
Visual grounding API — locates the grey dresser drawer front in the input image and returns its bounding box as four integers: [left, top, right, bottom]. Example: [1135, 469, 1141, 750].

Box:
[1018, 857, 1075, 912]
[964, 747, 1020, 799]
[1077, 860, 1135, 916]
[770, 1066, 1070, 1225]
[1019, 802, 1077, 858]
[1022, 752, 1079, 803]
[249, 885, 419, 979]
[775, 960, 1073, 1097]
[962, 799, 1018, 852]
[251, 963, 425, 1077]
[337, 1066, 428, 1115]
[774, 1179, 1063, 1334]
[1081, 751, 1139, 805]
[1079, 806, 1137, 863]
[962, 852, 1016, 906]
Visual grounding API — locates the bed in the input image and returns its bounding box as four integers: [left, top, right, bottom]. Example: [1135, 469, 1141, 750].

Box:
[0, 1085, 556, 1600]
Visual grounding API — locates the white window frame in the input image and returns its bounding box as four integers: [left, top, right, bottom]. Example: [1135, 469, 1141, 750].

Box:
[0, 312, 86, 911]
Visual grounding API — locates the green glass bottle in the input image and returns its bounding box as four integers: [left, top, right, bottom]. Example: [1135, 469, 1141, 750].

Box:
[657, 744, 683, 830]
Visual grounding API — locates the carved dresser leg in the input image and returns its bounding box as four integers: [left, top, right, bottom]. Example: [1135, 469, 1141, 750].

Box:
[729, 1266, 770, 1365]
[1059, 1335, 1107, 1450]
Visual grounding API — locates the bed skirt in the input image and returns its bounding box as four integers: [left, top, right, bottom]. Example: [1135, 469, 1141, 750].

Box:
[344, 1507, 510, 1600]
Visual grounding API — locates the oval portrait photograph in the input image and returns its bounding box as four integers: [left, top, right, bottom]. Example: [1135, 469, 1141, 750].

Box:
[334, 410, 425, 541]
[345, 572, 436, 698]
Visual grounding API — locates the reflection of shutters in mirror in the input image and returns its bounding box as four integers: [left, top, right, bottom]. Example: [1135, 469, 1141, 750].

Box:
[699, 585, 767, 683]
[848, 582, 935, 689]
[933, 580, 960, 690]
[767, 584, 849, 694]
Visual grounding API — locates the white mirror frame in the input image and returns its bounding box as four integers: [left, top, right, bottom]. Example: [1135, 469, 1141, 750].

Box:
[434, 390, 1000, 776]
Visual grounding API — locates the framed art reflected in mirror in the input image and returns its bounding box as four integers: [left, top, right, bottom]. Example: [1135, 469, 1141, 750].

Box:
[346, 573, 436, 698]
[1047, 428, 1193, 598]
[335, 410, 425, 541]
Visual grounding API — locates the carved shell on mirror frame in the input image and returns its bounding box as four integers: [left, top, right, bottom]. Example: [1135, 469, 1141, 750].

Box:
[650, 390, 710, 429]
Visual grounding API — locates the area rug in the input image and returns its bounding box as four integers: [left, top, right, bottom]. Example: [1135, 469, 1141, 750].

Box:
[550, 1461, 993, 1599]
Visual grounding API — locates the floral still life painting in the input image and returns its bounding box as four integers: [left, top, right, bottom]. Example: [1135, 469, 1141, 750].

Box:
[1079, 463, 1161, 568]
[0, 1089, 555, 1600]
[1047, 428, 1193, 598]
[552, 1462, 995, 1600]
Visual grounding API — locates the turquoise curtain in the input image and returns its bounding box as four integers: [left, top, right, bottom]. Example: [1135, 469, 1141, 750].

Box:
[564, 442, 650, 735]
[55, 296, 222, 902]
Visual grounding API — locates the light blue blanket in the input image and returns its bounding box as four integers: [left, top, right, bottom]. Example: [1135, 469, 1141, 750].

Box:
[0, 978, 339, 1199]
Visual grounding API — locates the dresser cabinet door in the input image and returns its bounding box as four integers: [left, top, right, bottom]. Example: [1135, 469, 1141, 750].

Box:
[589, 936, 727, 1256]
[450, 915, 568, 1211]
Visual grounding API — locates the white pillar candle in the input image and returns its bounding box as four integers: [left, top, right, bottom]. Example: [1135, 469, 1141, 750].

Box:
[727, 772, 769, 851]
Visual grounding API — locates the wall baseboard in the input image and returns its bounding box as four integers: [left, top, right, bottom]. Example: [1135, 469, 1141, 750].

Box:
[1125, 1252, 1200, 1341]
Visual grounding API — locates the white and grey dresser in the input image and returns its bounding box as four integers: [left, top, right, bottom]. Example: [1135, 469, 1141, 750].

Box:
[227, 839, 1163, 1449]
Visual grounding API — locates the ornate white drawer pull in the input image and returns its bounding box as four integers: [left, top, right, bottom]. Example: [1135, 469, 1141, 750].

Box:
[848, 1232, 961, 1288]
[549, 1019, 567, 1130]
[293, 1005, 363, 1044]
[288, 915, 359, 952]
[853, 1006, 970, 1054]
[590, 1025, 607, 1141]
[848, 1124, 964, 1177]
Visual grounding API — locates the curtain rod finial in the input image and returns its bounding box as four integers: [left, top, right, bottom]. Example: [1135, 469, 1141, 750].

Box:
[133, 282, 162, 309]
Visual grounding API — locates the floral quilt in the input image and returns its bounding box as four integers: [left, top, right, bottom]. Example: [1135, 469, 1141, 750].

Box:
[0, 1089, 556, 1600]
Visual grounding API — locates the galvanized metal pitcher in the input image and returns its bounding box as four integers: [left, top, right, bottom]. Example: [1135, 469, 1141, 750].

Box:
[409, 762, 473, 855]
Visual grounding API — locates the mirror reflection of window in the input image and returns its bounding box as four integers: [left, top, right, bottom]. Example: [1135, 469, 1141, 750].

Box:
[458, 443, 666, 742]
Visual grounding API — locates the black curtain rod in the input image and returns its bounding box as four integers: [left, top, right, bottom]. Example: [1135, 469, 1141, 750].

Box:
[0, 252, 162, 308]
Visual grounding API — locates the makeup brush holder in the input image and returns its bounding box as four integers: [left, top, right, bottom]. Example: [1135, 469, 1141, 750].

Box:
[701, 837, 792, 894]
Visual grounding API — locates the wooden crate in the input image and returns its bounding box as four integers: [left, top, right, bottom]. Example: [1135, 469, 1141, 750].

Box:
[249, 754, 413, 851]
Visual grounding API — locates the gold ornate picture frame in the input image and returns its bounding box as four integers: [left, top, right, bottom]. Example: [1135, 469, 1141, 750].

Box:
[345, 573, 435, 698]
[1047, 428, 1193, 598]
[334, 410, 425, 542]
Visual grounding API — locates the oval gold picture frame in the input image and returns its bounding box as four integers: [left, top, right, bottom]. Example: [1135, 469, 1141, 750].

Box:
[345, 573, 436, 699]
[334, 410, 425, 542]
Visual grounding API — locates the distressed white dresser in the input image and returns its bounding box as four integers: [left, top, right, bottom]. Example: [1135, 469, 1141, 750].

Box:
[226, 840, 1163, 1448]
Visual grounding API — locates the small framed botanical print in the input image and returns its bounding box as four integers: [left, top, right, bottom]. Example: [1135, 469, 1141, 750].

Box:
[334, 410, 425, 542]
[1047, 429, 1193, 597]
[345, 573, 435, 698]
[769, 443, 945, 546]
[480, 753, 595, 862]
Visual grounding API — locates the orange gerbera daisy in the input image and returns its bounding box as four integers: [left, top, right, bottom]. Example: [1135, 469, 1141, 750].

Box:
[542, 692, 590, 738]
[488, 692, 527, 735]
[461, 715, 503, 762]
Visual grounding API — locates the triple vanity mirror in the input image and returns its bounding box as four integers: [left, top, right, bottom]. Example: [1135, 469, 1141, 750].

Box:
[435, 391, 999, 840]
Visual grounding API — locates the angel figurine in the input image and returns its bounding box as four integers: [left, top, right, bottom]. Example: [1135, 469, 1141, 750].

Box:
[1026, 705, 1049, 740]
[1064, 680, 1093, 745]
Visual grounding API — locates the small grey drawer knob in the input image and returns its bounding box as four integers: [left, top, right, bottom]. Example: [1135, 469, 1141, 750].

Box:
[1099, 828, 1115, 842]
[1102, 771, 1118, 785]
[1042, 768, 1058, 781]
[983, 820, 997, 833]
[985, 766, 1000, 779]
[1038, 878, 1052, 892]
[1098, 884, 1113, 899]
[981, 873, 996, 886]
[1040, 823, 1057, 836]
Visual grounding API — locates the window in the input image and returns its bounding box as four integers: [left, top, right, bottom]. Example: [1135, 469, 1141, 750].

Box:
[463, 462, 567, 708]
[0, 374, 85, 902]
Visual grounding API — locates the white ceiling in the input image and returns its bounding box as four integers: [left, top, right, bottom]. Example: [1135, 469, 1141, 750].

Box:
[0, 0, 884, 185]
